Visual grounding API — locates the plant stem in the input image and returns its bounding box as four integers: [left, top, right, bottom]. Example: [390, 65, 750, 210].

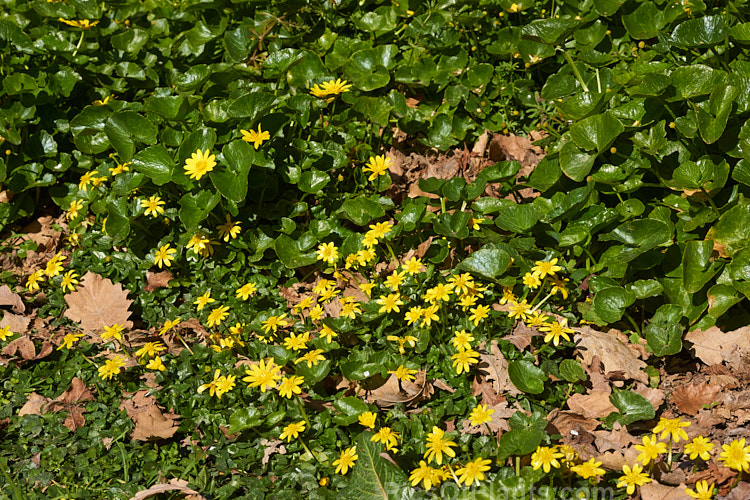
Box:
[563, 50, 588, 92]
[72, 30, 85, 57]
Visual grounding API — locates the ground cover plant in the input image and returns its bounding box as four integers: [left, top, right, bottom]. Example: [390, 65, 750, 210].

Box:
[2, 0, 750, 498]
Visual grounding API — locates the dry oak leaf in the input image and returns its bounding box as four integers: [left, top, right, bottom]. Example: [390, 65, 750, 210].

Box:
[672, 382, 723, 416]
[261, 438, 287, 466]
[640, 481, 691, 500]
[546, 409, 600, 439]
[64, 271, 133, 335]
[0, 285, 24, 314]
[505, 321, 541, 351]
[593, 422, 638, 454]
[129, 478, 206, 500]
[365, 370, 431, 407]
[19, 392, 49, 416]
[574, 326, 648, 384]
[567, 392, 618, 420]
[119, 390, 179, 441]
[685, 325, 750, 367]
[144, 270, 173, 292]
[595, 448, 640, 471]
[2, 336, 36, 360]
[476, 340, 521, 397]
[0, 312, 30, 335]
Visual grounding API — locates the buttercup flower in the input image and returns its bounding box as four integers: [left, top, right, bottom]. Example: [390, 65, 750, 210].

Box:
[154, 244, 177, 268]
[135, 341, 166, 359]
[358, 411, 377, 429]
[371, 427, 400, 451]
[146, 356, 166, 371]
[409, 461, 445, 491]
[243, 358, 282, 392]
[617, 463, 651, 495]
[98, 355, 127, 380]
[451, 349, 480, 374]
[468, 304, 490, 326]
[27, 270, 45, 291]
[531, 258, 562, 279]
[295, 349, 325, 367]
[531, 446, 563, 473]
[389, 365, 418, 382]
[653, 417, 691, 443]
[206, 305, 230, 327]
[571, 458, 605, 479]
[240, 124, 270, 149]
[362, 155, 391, 181]
[452, 330, 474, 351]
[101, 323, 124, 341]
[718, 438, 750, 472]
[60, 270, 79, 293]
[217, 215, 241, 241]
[635, 434, 667, 466]
[183, 149, 216, 180]
[59, 18, 100, 29]
[539, 319, 574, 346]
[468, 403, 494, 426]
[309, 78, 352, 99]
[141, 195, 165, 218]
[57, 332, 83, 350]
[159, 318, 181, 336]
[316, 242, 339, 265]
[193, 291, 215, 311]
[424, 427, 457, 465]
[236, 282, 258, 300]
[455, 457, 492, 486]
[684, 436, 714, 461]
[277, 375, 304, 399]
[333, 447, 358, 475]
[261, 314, 288, 334]
[685, 480, 715, 500]
[280, 421, 306, 442]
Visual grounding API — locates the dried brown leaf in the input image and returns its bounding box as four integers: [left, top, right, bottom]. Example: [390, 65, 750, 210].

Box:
[129, 478, 206, 500]
[476, 340, 521, 397]
[64, 271, 133, 334]
[366, 371, 430, 407]
[685, 326, 750, 367]
[0, 312, 30, 335]
[19, 392, 49, 416]
[119, 391, 179, 441]
[261, 438, 287, 466]
[2, 336, 36, 360]
[144, 270, 173, 292]
[0, 285, 24, 314]
[575, 326, 648, 384]
[640, 481, 691, 500]
[672, 382, 723, 416]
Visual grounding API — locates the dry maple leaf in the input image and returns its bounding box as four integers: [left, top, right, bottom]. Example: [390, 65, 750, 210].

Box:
[505, 321, 541, 351]
[119, 391, 179, 441]
[574, 326, 648, 384]
[685, 325, 750, 367]
[2, 336, 36, 360]
[144, 270, 173, 292]
[64, 271, 133, 335]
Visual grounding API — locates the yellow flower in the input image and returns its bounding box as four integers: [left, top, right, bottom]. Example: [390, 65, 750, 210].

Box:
[522, 272, 542, 289]
[215, 373, 236, 398]
[358, 411, 377, 429]
[531, 258, 562, 279]
[362, 155, 391, 181]
[455, 457, 492, 486]
[526, 311, 550, 326]
[409, 460, 445, 491]
[389, 365, 418, 382]
[507, 3, 521, 13]
[468, 403, 494, 426]
[451, 349, 480, 374]
[206, 305, 230, 327]
[377, 293, 404, 314]
[557, 444, 578, 463]
[386, 334, 417, 354]
[67, 199, 85, 220]
[420, 304, 439, 327]
[361, 232, 379, 248]
[424, 283, 453, 303]
[617, 463, 651, 495]
[571, 458, 605, 479]
[684, 436, 714, 461]
[635, 434, 667, 466]
[78, 171, 95, 191]
[468, 304, 490, 326]
[550, 276, 569, 299]
[384, 270, 406, 291]
[653, 417, 691, 443]
[448, 273, 474, 295]
[340, 300, 361, 319]
[98, 355, 127, 380]
[193, 291, 215, 311]
[27, 270, 45, 292]
[368, 221, 393, 239]
[404, 306, 424, 326]
[280, 421, 306, 442]
[309, 304, 324, 321]
[718, 438, 750, 472]
[56, 332, 83, 350]
[319, 324, 337, 343]
[333, 446, 358, 475]
[236, 282, 258, 300]
[316, 242, 339, 265]
[498, 287, 517, 305]
[146, 356, 166, 371]
[685, 480, 715, 500]
[153, 244, 177, 269]
[403, 256, 424, 275]
[60, 270, 79, 293]
[539, 319, 574, 346]
[261, 314, 288, 334]
[507, 299, 531, 321]
[183, 149, 216, 180]
[141, 195, 165, 218]
[217, 214, 241, 241]
[452, 330, 474, 351]
[109, 161, 129, 174]
[186, 230, 215, 258]
[371, 427, 400, 452]
[240, 124, 270, 149]
[243, 358, 282, 392]
[277, 375, 304, 399]
[309, 78, 352, 98]
[59, 18, 100, 29]
[295, 349, 325, 367]
[159, 318, 181, 336]
[45, 253, 65, 278]
[101, 323, 124, 341]
[531, 446, 564, 473]
[135, 341, 166, 359]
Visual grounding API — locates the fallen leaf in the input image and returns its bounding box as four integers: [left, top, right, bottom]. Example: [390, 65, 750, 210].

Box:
[634, 384, 665, 411]
[58, 377, 94, 405]
[0, 312, 30, 335]
[261, 438, 287, 466]
[144, 270, 173, 292]
[596, 448, 640, 471]
[19, 392, 49, 416]
[685, 326, 749, 367]
[672, 382, 723, 416]
[64, 271, 134, 335]
[640, 481, 691, 500]
[432, 379, 455, 394]
[546, 409, 599, 438]
[0, 285, 24, 314]
[475, 340, 521, 397]
[2, 336, 36, 360]
[567, 392, 618, 420]
[593, 422, 638, 454]
[575, 326, 649, 384]
[505, 321, 541, 351]
[129, 478, 206, 500]
[718, 480, 750, 500]
[119, 391, 179, 441]
[20, 215, 63, 252]
[366, 370, 431, 407]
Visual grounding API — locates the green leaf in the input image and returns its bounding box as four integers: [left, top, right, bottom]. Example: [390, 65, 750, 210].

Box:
[707, 284, 742, 318]
[340, 362, 385, 381]
[559, 359, 587, 383]
[733, 159, 750, 187]
[622, 3, 666, 39]
[340, 197, 386, 226]
[274, 234, 318, 269]
[683, 240, 723, 293]
[592, 286, 635, 323]
[626, 279, 664, 299]
[457, 246, 511, 280]
[696, 85, 740, 144]
[521, 18, 578, 45]
[644, 304, 684, 356]
[498, 428, 544, 460]
[670, 15, 729, 47]
[227, 92, 277, 119]
[559, 142, 596, 182]
[132, 145, 174, 186]
[705, 195, 750, 257]
[345, 48, 392, 91]
[228, 407, 262, 434]
[333, 397, 369, 426]
[104, 111, 158, 162]
[570, 112, 624, 153]
[295, 360, 330, 385]
[178, 191, 221, 231]
[0, 19, 34, 54]
[298, 169, 330, 193]
[433, 211, 470, 239]
[610, 391, 655, 425]
[508, 360, 546, 394]
[105, 198, 130, 243]
[344, 432, 408, 500]
[210, 140, 254, 202]
[171, 64, 211, 92]
[670, 65, 725, 100]
[600, 219, 673, 251]
[495, 203, 540, 233]
[144, 95, 185, 120]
